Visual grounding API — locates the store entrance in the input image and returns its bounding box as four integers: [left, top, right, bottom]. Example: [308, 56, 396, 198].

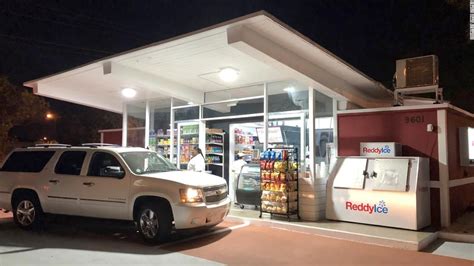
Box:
[229, 122, 264, 207]
[205, 117, 263, 194]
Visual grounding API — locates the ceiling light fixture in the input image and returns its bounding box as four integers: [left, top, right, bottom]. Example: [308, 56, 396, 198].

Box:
[284, 86, 295, 93]
[188, 102, 194, 105]
[218, 67, 239, 82]
[121, 88, 137, 98]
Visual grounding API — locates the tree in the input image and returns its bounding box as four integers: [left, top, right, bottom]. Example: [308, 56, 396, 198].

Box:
[49, 100, 122, 146]
[0, 76, 48, 159]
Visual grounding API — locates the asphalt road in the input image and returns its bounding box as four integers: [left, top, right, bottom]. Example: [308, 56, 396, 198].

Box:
[0, 212, 472, 265]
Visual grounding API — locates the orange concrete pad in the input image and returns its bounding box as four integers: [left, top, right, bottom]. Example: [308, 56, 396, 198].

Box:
[0, 212, 12, 219]
[164, 224, 472, 265]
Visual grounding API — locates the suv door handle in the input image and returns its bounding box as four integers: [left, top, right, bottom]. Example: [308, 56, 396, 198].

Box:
[83, 182, 95, 187]
[49, 179, 60, 184]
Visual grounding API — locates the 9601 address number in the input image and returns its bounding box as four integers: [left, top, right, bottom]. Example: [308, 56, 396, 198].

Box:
[404, 115, 424, 124]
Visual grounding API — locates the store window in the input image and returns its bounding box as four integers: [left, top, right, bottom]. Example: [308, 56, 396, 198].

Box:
[171, 99, 200, 168]
[314, 90, 334, 178]
[174, 106, 199, 121]
[204, 84, 263, 103]
[268, 80, 309, 112]
[203, 98, 263, 119]
[266, 80, 309, 176]
[126, 102, 146, 147]
[148, 98, 175, 161]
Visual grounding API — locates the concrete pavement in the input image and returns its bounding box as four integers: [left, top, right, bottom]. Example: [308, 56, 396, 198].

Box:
[0, 212, 472, 265]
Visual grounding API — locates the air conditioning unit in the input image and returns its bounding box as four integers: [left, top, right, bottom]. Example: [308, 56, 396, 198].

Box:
[395, 55, 439, 89]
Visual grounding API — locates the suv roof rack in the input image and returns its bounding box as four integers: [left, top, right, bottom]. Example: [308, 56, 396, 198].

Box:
[81, 143, 121, 148]
[33, 144, 72, 148]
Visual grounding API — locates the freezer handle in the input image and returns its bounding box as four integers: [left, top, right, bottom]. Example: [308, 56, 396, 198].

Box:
[363, 170, 369, 178]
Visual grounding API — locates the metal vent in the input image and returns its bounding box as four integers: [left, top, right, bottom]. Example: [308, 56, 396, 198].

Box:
[395, 55, 438, 89]
[406, 57, 436, 87]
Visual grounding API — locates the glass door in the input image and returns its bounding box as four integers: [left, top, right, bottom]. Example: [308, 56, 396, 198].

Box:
[177, 122, 199, 170]
[267, 112, 307, 177]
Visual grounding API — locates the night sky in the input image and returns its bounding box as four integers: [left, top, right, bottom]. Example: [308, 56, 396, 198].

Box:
[0, 1, 472, 113]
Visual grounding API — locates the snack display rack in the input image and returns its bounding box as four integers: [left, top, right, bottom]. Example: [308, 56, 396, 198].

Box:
[206, 129, 225, 178]
[259, 147, 299, 221]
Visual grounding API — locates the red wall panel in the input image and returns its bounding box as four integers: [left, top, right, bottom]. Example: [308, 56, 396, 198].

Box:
[446, 109, 474, 180]
[338, 109, 439, 180]
[450, 184, 474, 222]
[446, 109, 474, 222]
[103, 131, 122, 145]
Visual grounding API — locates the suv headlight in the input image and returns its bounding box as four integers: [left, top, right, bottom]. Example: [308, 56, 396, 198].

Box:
[179, 188, 204, 203]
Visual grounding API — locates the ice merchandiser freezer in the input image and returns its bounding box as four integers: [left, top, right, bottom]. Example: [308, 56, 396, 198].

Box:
[326, 157, 430, 230]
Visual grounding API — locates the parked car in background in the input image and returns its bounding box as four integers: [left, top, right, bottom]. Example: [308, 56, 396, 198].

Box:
[0, 144, 230, 243]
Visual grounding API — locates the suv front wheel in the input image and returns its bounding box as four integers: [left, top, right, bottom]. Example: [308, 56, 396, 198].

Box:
[12, 193, 44, 230]
[136, 202, 172, 244]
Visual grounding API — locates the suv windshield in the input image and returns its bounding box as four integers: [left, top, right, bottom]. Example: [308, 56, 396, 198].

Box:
[120, 151, 178, 174]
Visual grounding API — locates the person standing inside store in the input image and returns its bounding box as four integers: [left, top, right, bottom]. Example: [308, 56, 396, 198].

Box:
[231, 153, 247, 203]
[188, 147, 205, 172]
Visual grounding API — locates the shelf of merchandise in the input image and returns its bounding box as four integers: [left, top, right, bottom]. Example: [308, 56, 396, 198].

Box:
[205, 131, 225, 178]
[206, 152, 223, 156]
[259, 147, 299, 221]
[206, 142, 224, 146]
[234, 133, 254, 137]
[206, 163, 223, 166]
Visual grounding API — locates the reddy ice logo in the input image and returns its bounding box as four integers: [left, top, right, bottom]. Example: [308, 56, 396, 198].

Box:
[345, 200, 389, 214]
[362, 145, 391, 155]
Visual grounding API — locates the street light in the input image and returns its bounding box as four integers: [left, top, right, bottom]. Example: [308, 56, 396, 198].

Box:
[45, 112, 58, 141]
[46, 113, 54, 120]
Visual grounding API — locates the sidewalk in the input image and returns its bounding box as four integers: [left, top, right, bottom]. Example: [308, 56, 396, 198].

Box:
[228, 207, 474, 261]
[439, 211, 474, 243]
[228, 208, 439, 251]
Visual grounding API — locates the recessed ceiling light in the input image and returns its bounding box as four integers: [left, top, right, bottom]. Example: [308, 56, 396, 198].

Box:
[121, 88, 137, 98]
[218, 67, 239, 82]
[284, 86, 295, 93]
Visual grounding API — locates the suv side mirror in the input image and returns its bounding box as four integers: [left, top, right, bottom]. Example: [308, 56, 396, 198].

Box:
[103, 166, 125, 178]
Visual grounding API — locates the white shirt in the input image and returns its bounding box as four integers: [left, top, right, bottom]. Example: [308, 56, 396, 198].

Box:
[187, 154, 206, 172]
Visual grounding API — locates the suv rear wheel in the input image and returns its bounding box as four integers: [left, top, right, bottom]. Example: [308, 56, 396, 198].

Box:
[136, 202, 172, 244]
[12, 193, 44, 230]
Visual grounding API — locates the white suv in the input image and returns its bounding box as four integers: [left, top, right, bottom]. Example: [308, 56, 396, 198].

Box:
[0, 145, 230, 243]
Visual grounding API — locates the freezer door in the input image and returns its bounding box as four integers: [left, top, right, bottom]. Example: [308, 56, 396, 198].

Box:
[370, 158, 409, 192]
[333, 158, 367, 189]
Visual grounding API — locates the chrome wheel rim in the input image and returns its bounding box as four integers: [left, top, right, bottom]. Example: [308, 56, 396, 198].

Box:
[16, 200, 35, 226]
[139, 209, 159, 239]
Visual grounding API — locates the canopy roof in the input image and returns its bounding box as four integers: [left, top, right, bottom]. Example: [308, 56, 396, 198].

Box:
[24, 11, 393, 113]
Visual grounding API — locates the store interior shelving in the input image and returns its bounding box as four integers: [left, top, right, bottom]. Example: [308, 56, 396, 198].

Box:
[206, 131, 225, 177]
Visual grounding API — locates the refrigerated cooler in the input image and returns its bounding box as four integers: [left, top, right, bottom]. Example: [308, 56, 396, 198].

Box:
[177, 123, 199, 170]
[326, 156, 431, 230]
[235, 164, 261, 209]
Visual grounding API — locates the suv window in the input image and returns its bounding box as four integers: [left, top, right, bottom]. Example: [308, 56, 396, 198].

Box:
[87, 152, 124, 178]
[0, 151, 55, 172]
[55, 151, 86, 175]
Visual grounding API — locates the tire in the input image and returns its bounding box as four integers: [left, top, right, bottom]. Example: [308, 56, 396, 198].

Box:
[136, 201, 172, 244]
[12, 192, 44, 230]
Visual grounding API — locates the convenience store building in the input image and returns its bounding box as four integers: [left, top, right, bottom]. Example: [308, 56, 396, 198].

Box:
[24, 11, 473, 229]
